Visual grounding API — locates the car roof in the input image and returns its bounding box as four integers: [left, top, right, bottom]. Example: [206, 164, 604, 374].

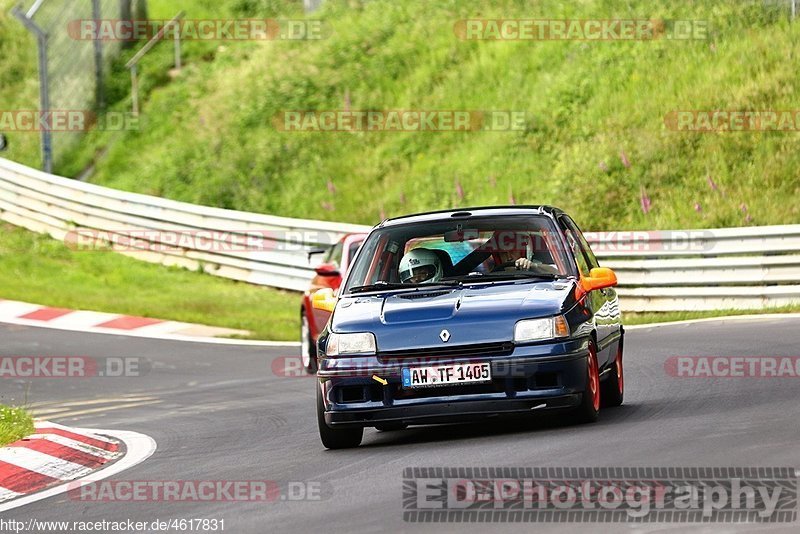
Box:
[377, 205, 565, 228]
[341, 232, 368, 241]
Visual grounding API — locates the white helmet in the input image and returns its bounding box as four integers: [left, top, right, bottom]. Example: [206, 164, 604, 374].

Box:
[399, 249, 443, 284]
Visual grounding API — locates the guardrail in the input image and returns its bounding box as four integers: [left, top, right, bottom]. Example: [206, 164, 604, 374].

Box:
[584, 229, 800, 311]
[2, 156, 799, 312]
[0, 157, 365, 292]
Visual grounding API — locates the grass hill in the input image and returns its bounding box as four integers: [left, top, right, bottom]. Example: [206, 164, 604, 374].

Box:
[3, 0, 800, 231]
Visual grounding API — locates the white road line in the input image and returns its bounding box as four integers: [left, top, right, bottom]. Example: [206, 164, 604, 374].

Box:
[0, 487, 23, 504]
[626, 312, 800, 330]
[0, 316, 299, 346]
[33, 421, 116, 444]
[28, 408, 73, 417]
[0, 429, 157, 513]
[148, 333, 299, 346]
[0, 447, 92, 480]
[24, 435, 119, 461]
[124, 320, 189, 335]
[29, 397, 157, 409]
[33, 400, 163, 420]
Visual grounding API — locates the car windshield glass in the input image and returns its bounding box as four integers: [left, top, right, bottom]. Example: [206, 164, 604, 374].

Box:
[342, 215, 575, 294]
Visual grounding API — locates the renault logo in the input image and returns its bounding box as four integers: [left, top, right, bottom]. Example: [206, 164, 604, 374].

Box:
[439, 329, 451, 343]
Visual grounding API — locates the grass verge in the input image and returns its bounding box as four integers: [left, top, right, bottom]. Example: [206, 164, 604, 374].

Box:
[0, 225, 299, 341]
[2, 224, 797, 341]
[0, 405, 34, 446]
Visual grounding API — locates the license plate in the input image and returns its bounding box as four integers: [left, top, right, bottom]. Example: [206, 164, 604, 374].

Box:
[401, 362, 491, 388]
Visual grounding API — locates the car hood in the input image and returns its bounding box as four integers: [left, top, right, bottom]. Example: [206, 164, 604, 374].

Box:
[331, 281, 577, 352]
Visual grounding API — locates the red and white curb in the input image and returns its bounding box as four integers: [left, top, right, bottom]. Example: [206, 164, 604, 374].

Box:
[0, 298, 296, 346]
[0, 421, 156, 512]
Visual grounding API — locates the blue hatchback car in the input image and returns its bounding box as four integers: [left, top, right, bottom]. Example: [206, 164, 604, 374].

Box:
[312, 206, 623, 449]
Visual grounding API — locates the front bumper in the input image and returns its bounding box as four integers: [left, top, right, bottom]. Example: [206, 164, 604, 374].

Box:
[318, 337, 590, 427]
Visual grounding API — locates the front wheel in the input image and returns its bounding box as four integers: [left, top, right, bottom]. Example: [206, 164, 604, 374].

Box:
[601, 335, 624, 408]
[573, 340, 600, 424]
[317, 385, 363, 449]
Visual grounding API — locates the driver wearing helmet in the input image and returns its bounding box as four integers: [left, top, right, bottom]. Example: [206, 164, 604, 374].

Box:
[399, 248, 443, 284]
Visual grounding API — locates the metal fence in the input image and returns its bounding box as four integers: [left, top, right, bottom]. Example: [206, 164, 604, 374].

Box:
[763, 0, 800, 18]
[2, 156, 800, 313]
[12, 0, 147, 172]
[303, 0, 324, 13]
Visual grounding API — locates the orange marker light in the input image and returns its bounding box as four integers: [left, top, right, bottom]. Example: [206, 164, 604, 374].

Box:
[554, 315, 570, 337]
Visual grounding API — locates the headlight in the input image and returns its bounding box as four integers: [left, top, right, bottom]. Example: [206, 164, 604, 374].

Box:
[514, 316, 570, 343]
[326, 332, 377, 356]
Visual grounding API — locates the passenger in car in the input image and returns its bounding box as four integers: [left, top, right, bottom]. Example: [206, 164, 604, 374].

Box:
[398, 248, 444, 284]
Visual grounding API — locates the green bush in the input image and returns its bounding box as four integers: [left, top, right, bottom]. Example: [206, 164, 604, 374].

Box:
[0, 405, 34, 446]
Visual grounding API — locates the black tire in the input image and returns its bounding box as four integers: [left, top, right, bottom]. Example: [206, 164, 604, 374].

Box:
[573, 340, 600, 424]
[300, 309, 317, 374]
[601, 335, 624, 408]
[317, 385, 363, 449]
[375, 422, 408, 432]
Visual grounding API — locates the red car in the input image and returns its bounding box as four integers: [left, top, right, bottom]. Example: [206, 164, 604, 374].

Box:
[301, 233, 367, 372]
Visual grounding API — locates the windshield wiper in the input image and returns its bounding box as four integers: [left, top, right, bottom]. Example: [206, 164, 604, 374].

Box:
[479, 272, 565, 282]
[349, 282, 407, 293]
[348, 280, 461, 294]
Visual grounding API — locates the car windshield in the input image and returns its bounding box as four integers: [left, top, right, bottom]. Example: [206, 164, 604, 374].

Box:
[343, 215, 575, 293]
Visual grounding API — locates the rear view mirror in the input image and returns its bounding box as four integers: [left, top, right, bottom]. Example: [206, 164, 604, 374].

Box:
[307, 247, 328, 261]
[312, 288, 337, 312]
[581, 267, 618, 292]
[314, 262, 340, 277]
[444, 228, 479, 242]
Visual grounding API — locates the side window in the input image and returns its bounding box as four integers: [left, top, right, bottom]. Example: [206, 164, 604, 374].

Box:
[558, 216, 598, 276]
[347, 241, 362, 263]
[323, 242, 344, 269]
[568, 217, 600, 270]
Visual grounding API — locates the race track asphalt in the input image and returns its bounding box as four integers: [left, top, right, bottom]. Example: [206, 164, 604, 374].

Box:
[1, 316, 799, 533]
